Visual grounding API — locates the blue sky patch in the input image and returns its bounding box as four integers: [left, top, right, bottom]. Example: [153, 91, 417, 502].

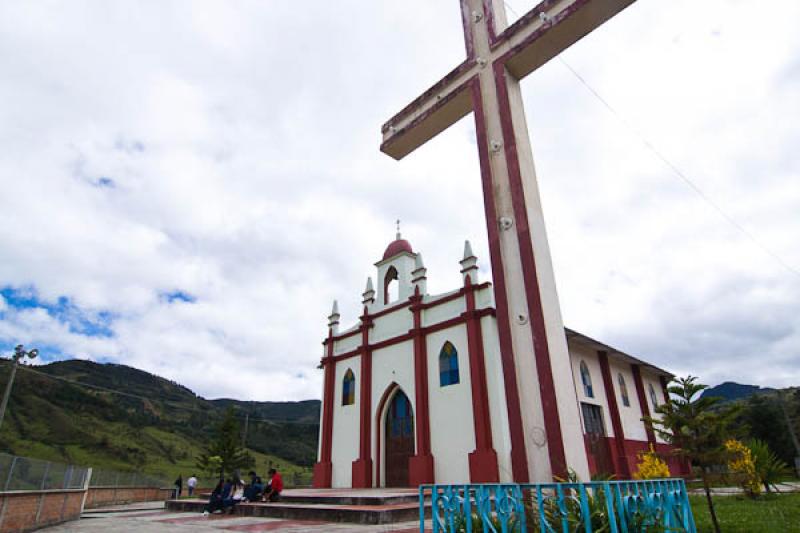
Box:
[161, 291, 197, 304]
[0, 286, 115, 338]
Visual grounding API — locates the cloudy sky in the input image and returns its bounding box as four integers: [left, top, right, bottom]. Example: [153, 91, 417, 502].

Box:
[0, 0, 797, 401]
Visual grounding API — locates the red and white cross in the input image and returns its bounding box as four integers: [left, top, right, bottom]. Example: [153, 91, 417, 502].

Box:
[381, 0, 637, 482]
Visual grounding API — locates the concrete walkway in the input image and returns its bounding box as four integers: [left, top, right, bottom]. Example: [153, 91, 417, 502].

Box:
[687, 480, 800, 496]
[42, 502, 428, 532]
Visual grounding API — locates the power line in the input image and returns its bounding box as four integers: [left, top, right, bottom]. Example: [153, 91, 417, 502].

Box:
[555, 56, 800, 280]
[503, 1, 799, 279]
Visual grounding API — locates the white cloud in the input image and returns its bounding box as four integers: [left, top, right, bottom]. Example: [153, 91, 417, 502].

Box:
[0, 0, 797, 400]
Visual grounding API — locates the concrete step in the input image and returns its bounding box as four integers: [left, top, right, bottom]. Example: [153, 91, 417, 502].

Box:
[166, 497, 430, 524]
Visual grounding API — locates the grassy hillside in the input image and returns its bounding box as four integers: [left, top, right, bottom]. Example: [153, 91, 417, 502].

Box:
[0, 358, 319, 485]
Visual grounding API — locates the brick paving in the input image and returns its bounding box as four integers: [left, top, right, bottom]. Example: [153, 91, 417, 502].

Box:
[41, 503, 431, 532]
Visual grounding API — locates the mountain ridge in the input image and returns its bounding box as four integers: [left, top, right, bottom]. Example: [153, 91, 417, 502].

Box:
[0, 358, 320, 483]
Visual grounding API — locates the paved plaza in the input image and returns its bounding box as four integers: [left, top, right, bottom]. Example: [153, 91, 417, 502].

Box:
[42, 502, 429, 533]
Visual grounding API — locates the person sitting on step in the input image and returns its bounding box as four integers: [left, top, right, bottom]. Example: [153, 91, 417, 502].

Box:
[202, 479, 229, 516]
[262, 468, 283, 502]
[243, 470, 264, 502]
[224, 474, 246, 513]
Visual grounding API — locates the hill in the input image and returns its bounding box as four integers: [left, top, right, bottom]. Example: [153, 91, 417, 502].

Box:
[702, 381, 776, 402]
[0, 358, 320, 484]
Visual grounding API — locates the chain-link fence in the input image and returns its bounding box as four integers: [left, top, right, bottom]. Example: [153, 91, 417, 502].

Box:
[0, 453, 90, 491]
[89, 468, 167, 488]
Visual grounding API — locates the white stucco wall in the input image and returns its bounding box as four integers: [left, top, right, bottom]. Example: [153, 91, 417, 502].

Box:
[641, 370, 667, 443]
[372, 307, 413, 344]
[426, 324, 475, 484]
[423, 290, 465, 325]
[331, 356, 360, 488]
[608, 360, 648, 442]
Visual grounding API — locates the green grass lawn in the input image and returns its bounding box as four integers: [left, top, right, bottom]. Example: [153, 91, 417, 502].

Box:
[690, 493, 800, 532]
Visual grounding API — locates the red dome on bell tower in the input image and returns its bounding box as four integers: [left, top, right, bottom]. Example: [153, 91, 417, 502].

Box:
[382, 235, 413, 260]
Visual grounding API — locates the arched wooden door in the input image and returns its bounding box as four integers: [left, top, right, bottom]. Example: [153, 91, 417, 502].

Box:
[384, 390, 414, 487]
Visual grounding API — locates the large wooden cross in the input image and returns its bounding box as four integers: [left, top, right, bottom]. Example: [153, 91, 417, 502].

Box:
[381, 0, 637, 482]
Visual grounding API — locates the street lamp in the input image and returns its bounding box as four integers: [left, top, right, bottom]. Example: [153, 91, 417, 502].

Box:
[0, 345, 38, 432]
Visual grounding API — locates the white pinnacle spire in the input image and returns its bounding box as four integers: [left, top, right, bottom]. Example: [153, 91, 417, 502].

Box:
[460, 239, 478, 282]
[328, 299, 341, 331]
[463, 240, 474, 260]
[362, 277, 376, 306]
[414, 252, 425, 270]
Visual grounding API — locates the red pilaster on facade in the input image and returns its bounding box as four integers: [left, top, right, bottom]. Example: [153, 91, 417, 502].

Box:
[463, 276, 500, 482]
[408, 287, 435, 485]
[631, 364, 656, 445]
[597, 351, 631, 478]
[352, 309, 374, 487]
[312, 329, 336, 488]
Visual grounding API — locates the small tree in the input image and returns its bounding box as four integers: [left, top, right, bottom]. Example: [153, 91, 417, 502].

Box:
[196, 408, 254, 480]
[645, 376, 739, 533]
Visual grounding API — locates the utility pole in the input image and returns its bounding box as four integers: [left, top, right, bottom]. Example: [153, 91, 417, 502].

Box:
[242, 413, 249, 448]
[0, 345, 38, 432]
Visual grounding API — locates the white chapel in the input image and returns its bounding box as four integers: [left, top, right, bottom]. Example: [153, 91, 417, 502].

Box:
[313, 233, 688, 488]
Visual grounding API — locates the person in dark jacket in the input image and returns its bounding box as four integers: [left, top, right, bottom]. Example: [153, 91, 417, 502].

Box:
[173, 475, 182, 499]
[244, 471, 264, 502]
[202, 479, 229, 515]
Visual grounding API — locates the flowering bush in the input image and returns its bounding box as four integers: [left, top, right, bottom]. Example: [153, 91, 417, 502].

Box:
[633, 444, 671, 480]
[725, 439, 761, 497]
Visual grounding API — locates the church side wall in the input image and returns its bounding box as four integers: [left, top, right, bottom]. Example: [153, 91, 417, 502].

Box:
[426, 324, 475, 484]
[371, 339, 416, 487]
[611, 360, 648, 442]
[331, 356, 360, 488]
[640, 370, 667, 444]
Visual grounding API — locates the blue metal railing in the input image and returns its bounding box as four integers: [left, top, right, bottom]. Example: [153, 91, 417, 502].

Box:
[421, 478, 696, 533]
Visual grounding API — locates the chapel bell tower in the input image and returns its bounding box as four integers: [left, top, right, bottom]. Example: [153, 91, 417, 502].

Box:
[374, 228, 418, 306]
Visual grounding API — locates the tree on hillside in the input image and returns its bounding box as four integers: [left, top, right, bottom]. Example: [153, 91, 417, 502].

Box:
[737, 394, 795, 465]
[196, 408, 254, 479]
[645, 376, 740, 533]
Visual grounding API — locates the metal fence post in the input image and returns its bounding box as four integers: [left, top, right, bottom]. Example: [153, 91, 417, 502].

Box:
[79, 468, 93, 515]
[4, 456, 17, 491]
[40, 462, 51, 491]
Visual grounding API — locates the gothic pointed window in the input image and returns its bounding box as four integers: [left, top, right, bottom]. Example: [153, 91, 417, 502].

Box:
[439, 341, 460, 386]
[618, 373, 630, 407]
[342, 369, 355, 406]
[580, 361, 594, 398]
[648, 383, 659, 408]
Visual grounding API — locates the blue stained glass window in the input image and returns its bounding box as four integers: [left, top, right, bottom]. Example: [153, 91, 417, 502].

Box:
[388, 391, 413, 437]
[342, 369, 355, 406]
[580, 361, 594, 398]
[439, 341, 460, 387]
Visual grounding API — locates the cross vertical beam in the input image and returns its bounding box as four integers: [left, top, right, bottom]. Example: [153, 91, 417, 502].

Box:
[382, 0, 637, 481]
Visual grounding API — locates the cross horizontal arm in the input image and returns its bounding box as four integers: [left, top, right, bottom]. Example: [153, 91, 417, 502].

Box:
[497, 0, 635, 80]
[381, 59, 477, 160]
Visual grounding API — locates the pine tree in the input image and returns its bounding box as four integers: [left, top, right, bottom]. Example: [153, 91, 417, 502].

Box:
[645, 376, 739, 533]
[196, 408, 254, 479]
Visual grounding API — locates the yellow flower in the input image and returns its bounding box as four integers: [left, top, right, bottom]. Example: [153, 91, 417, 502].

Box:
[725, 439, 761, 497]
[633, 444, 671, 480]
